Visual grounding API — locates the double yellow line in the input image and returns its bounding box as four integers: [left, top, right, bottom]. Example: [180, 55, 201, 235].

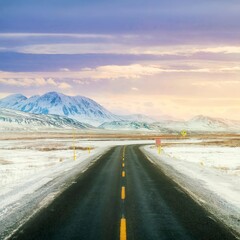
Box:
[120, 146, 127, 240]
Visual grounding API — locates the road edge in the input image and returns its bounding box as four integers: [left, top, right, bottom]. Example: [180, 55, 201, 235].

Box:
[140, 145, 240, 240]
[2, 146, 112, 240]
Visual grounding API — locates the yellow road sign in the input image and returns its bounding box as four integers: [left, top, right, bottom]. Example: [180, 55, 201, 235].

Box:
[181, 130, 187, 137]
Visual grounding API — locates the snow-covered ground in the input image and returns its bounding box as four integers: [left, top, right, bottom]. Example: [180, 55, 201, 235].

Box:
[1, 135, 240, 239]
[143, 143, 240, 238]
[0, 137, 152, 239]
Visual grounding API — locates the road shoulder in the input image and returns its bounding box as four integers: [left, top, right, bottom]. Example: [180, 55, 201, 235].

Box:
[0, 146, 111, 240]
[141, 145, 240, 239]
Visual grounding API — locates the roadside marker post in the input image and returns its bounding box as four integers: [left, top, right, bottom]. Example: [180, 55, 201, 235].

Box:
[158, 145, 161, 154]
[155, 138, 161, 155]
[73, 129, 76, 161]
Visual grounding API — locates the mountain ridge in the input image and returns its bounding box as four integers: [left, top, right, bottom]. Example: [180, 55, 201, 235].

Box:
[0, 92, 156, 126]
[0, 92, 240, 133]
[100, 115, 240, 133]
[0, 92, 120, 126]
[0, 107, 94, 131]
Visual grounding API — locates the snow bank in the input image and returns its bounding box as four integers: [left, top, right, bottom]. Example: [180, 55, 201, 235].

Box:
[0, 138, 152, 239]
[142, 144, 240, 238]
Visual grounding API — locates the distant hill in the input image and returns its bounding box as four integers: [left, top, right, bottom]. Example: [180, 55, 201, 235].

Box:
[0, 92, 240, 133]
[0, 108, 93, 131]
[99, 116, 240, 133]
[99, 121, 152, 131]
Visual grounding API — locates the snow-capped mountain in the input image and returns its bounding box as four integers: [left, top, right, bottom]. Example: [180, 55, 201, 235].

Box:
[152, 115, 240, 133]
[1, 92, 240, 133]
[99, 120, 180, 133]
[100, 115, 240, 133]
[99, 121, 153, 131]
[0, 108, 93, 131]
[187, 115, 229, 131]
[188, 115, 240, 132]
[0, 94, 27, 108]
[120, 114, 156, 123]
[0, 92, 120, 126]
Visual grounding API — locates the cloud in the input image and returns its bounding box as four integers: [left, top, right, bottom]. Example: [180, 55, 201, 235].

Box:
[191, 80, 240, 87]
[0, 62, 240, 83]
[58, 82, 72, 89]
[35, 77, 49, 86]
[59, 68, 70, 72]
[198, 46, 240, 54]
[80, 64, 163, 79]
[0, 1, 239, 43]
[3, 42, 240, 56]
[46, 77, 57, 86]
[0, 33, 114, 40]
[131, 87, 139, 91]
[144, 102, 154, 107]
[77, 64, 240, 79]
[13, 43, 126, 55]
[219, 66, 240, 72]
[0, 77, 71, 89]
[0, 78, 40, 87]
[0, 65, 163, 80]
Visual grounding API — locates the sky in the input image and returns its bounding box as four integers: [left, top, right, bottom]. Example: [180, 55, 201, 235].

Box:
[0, 0, 240, 120]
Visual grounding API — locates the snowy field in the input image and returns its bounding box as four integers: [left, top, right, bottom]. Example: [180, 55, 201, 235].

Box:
[0, 136, 153, 239]
[143, 142, 240, 238]
[0, 138, 153, 192]
[0, 134, 240, 239]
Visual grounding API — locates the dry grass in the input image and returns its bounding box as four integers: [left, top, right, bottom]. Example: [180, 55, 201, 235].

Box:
[1, 132, 240, 148]
[161, 138, 240, 147]
[214, 166, 230, 171]
[0, 132, 179, 141]
[200, 139, 240, 147]
[38, 146, 94, 151]
[3, 131, 239, 141]
[0, 158, 12, 165]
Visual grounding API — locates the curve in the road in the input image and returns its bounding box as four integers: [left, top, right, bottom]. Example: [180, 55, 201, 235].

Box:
[12, 145, 237, 240]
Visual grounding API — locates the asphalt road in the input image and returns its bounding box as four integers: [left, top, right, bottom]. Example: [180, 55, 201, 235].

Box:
[12, 145, 237, 240]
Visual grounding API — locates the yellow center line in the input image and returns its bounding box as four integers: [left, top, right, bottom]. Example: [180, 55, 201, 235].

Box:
[122, 171, 125, 177]
[122, 146, 126, 159]
[120, 217, 127, 240]
[121, 186, 126, 200]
